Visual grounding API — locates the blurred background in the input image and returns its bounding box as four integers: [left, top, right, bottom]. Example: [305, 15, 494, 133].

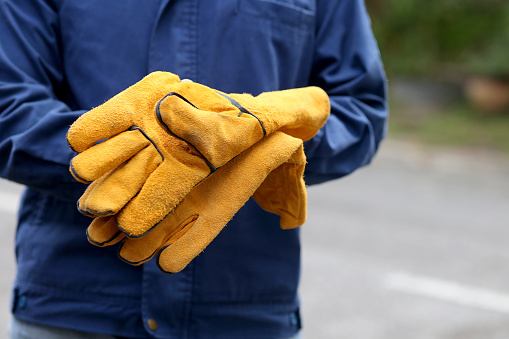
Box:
[1, 1, 509, 338]
[368, 0, 509, 151]
[300, 1, 509, 338]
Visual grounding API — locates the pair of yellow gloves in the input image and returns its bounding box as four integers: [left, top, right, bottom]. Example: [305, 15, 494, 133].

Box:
[67, 71, 330, 273]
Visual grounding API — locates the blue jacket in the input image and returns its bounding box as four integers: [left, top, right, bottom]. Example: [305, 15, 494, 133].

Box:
[0, 0, 388, 338]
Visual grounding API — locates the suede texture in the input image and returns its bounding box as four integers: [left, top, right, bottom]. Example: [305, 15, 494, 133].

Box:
[67, 71, 330, 237]
[86, 132, 306, 273]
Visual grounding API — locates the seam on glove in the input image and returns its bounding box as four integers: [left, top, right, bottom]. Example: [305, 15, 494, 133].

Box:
[76, 200, 95, 217]
[155, 91, 266, 173]
[216, 92, 267, 136]
[116, 211, 163, 238]
[117, 214, 198, 267]
[79, 205, 116, 217]
[86, 228, 123, 247]
[69, 162, 92, 184]
[116, 243, 157, 266]
[127, 126, 165, 161]
[155, 92, 217, 173]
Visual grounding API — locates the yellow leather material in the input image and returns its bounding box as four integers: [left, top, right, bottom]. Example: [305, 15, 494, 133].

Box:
[67, 71, 330, 238]
[252, 148, 307, 230]
[86, 132, 307, 273]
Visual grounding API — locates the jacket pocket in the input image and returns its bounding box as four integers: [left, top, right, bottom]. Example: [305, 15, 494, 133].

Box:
[237, 0, 315, 31]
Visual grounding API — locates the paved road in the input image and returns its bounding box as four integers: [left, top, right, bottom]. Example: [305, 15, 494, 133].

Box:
[301, 139, 509, 338]
[0, 138, 508, 338]
[0, 178, 21, 335]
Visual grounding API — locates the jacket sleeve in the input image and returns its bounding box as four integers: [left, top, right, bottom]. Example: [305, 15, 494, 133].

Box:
[0, 0, 86, 200]
[303, 0, 388, 185]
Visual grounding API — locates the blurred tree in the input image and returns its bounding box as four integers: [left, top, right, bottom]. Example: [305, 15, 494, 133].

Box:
[366, 0, 509, 80]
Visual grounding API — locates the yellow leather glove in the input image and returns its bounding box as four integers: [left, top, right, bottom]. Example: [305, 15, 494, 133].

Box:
[67, 71, 329, 237]
[86, 131, 306, 273]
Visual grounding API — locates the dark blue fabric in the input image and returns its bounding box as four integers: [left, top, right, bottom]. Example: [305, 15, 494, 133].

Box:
[0, 0, 388, 338]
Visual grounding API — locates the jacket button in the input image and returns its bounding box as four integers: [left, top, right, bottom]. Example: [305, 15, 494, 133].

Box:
[147, 318, 158, 331]
[289, 312, 298, 326]
[17, 295, 27, 309]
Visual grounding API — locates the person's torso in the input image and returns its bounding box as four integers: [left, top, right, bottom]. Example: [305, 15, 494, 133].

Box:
[14, 1, 317, 338]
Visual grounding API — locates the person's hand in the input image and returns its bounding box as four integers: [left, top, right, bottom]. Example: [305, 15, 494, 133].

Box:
[86, 131, 306, 273]
[67, 71, 329, 237]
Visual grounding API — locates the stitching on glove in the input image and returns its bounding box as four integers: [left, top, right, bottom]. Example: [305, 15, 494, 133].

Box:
[77, 200, 95, 217]
[116, 212, 160, 238]
[117, 214, 198, 268]
[69, 162, 92, 184]
[127, 126, 164, 161]
[216, 92, 267, 136]
[79, 205, 115, 217]
[154, 215, 199, 274]
[77, 200, 111, 217]
[155, 92, 217, 173]
[155, 246, 176, 274]
[116, 242, 157, 266]
[67, 138, 78, 153]
[86, 227, 122, 247]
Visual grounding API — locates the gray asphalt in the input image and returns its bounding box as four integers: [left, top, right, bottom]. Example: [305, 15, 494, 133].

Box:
[0, 137, 508, 338]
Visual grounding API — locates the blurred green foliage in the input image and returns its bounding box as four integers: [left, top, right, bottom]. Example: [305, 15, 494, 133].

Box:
[389, 100, 509, 153]
[366, 0, 509, 79]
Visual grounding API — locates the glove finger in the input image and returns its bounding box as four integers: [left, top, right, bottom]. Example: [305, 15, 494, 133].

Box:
[116, 157, 210, 237]
[157, 91, 263, 169]
[70, 129, 151, 183]
[154, 215, 220, 274]
[228, 86, 330, 140]
[87, 215, 125, 247]
[253, 144, 307, 229]
[67, 103, 134, 154]
[155, 132, 304, 273]
[66, 72, 181, 152]
[118, 213, 197, 266]
[120, 132, 303, 273]
[78, 178, 103, 217]
[253, 148, 307, 229]
[79, 145, 162, 216]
